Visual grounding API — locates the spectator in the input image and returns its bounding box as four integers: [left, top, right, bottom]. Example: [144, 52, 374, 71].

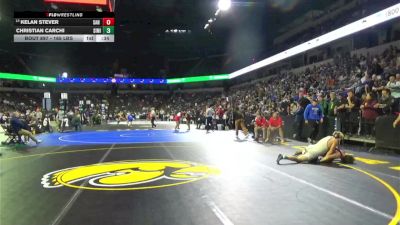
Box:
[10, 111, 41, 144]
[205, 105, 214, 133]
[185, 110, 191, 130]
[223, 111, 229, 129]
[216, 106, 224, 124]
[159, 109, 165, 121]
[267, 112, 285, 144]
[35, 108, 43, 122]
[304, 98, 324, 144]
[344, 90, 361, 135]
[360, 93, 378, 136]
[174, 112, 181, 130]
[254, 112, 268, 142]
[233, 107, 249, 139]
[386, 74, 400, 109]
[71, 110, 82, 131]
[336, 93, 347, 132]
[196, 110, 204, 129]
[127, 113, 134, 127]
[150, 108, 157, 128]
[370, 58, 383, 75]
[327, 92, 339, 130]
[294, 90, 310, 141]
[318, 93, 329, 137]
[374, 88, 395, 115]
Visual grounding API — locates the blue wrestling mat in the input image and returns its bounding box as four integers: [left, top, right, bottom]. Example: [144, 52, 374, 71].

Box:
[36, 129, 196, 146]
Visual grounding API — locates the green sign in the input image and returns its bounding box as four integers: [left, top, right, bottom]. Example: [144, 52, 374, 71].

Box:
[167, 74, 229, 84]
[0, 72, 56, 83]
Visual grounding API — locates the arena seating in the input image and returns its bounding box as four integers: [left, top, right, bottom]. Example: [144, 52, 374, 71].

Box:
[1, 44, 399, 150]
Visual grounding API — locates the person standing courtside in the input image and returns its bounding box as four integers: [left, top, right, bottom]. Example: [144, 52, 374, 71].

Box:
[196, 109, 203, 129]
[304, 98, 324, 144]
[205, 105, 214, 133]
[327, 92, 339, 133]
[186, 110, 191, 131]
[318, 93, 329, 137]
[294, 89, 310, 141]
[174, 112, 181, 130]
[233, 107, 249, 139]
[150, 108, 157, 128]
[344, 90, 361, 135]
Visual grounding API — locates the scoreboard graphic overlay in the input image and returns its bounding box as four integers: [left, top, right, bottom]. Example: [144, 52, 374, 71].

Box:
[14, 12, 115, 42]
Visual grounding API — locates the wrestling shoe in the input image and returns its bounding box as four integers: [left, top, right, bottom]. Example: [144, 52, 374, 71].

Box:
[307, 138, 312, 144]
[36, 140, 42, 144]
[276, 154, 283, 165]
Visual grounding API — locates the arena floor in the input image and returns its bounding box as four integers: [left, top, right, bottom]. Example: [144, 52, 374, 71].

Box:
[0, 122, 399, 225]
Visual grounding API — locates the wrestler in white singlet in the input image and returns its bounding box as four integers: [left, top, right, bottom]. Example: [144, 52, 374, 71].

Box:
[303, 136, 332, 160]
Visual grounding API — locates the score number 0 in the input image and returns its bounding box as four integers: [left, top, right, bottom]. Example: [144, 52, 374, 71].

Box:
[102, 18, 115, 26]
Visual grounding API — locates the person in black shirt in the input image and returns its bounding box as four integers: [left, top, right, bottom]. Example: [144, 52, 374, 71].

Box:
[71, 110, 82, 132]
[233, 107, 249, 139]
[185, 110, 191, 130]
[195, 110, 203, 129]
[344, 90, 361, 135]
[370, 58, 383, 76]
[374, 88, 395, 115]
[280, 99, 290, 116]
[336, 93, 348, 133]
[294, 91, 310, 141]
[150, 108, 157, 128]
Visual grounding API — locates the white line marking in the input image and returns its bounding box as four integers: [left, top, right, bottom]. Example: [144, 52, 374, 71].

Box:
[203, 196, 234, 225]
[119, 132, 174, 138]
[257, 163, 393, 220]
[162, 144, 234, 225]
[49, 144, 115, 225]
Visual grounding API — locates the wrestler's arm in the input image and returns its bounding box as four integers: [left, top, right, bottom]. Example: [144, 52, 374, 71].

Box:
[320, 139, 340, 163]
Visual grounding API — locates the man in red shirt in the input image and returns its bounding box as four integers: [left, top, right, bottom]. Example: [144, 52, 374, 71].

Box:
[254, 112, 268, 142]
[266, 112, 285, 144]
[216, 106, 224, 119]
[174, 112, 181, 130]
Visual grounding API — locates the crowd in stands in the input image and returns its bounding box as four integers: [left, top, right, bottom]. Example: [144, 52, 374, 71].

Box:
[226, 45, 400, 141]
[1, 45, 400, 145]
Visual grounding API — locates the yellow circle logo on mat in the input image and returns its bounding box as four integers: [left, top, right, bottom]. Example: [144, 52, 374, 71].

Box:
[41, 160, 220, 191]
